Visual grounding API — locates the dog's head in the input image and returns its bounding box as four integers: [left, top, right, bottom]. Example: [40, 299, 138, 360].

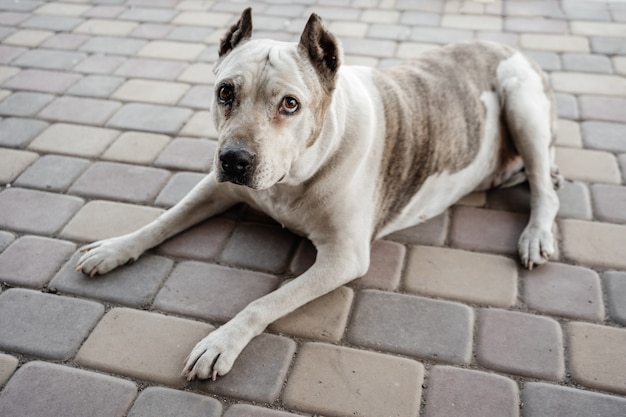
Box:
[211, 8, 342, 190]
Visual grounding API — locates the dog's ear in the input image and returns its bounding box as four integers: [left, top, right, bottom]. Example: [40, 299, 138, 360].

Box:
[298, 13, 342, 92]
[219, 7, 253, 58]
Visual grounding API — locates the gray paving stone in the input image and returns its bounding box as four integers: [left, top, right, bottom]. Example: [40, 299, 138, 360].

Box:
[555, 93, 579, 120]
[0, 91, 54, 117]
[66, 74, 125, 98]
[40, 33, 90, 50]
[410, 26, 473, 44]
[562, 53, 613, 73]
[341, 37, 397, 58]
[73, 54, 125, 74]
[0, 288, 103, 359]
[353, 240, 405, 290]
[385, 211, 448, 246]
[20, 15, 83, 31]
[14, 154, 89, 192]
[198, 333, 296, 403]
[167, 26, 213, 42]
[523, 50, 561, 71]
[0, 230, 15, 253]
[0, 362, 136, 417]
[157, 217, 234, 260]
[114, 58, 186, 80]
[591, 37, 626, 55]
[39, 96, 121, 126]
[3, 69, 81, 93]
[119, 7, 177, 23]
[0, 117, 48, 148]
[154, 171, 205, 207]
[221, 223, 298, 273]
[424, 366, 519, 417]
[619, 153, 626, 183]
[69, 161, 170, 204]
[604, 271, 626, 325]
[348, 289, 473, 364]
[591, 184, 626, 224]
[154, 138, 216, 171]
[79, 36, 147, 55]
[0, 188, 83, 235]
[130, 23, 175, 39]
[0, 45, 26, 64]
[0, 353, 18, 386]
[505, 17, 567, 33]
[476, 309, 564, 380]
[579, 95, 626, 123]
[51, 253, 173, 307]
[128, 387, 221, 417]
[107, 103, 192, 135]
[12, 49, 86, 70]
[0, 236, 75, 288]
[154, 261, 277, 323]
[582, 121, 626, 153]
[0, 0, 40, 11]
[224, 404, 303, 417]
[178, 85, 212, 109]
[522, 382, 626, 417]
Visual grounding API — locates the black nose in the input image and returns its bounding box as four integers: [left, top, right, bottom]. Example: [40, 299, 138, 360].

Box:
[219, 148, 254, 178]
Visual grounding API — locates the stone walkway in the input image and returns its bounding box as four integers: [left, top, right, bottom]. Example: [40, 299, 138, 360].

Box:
[0, 0, 625, 416]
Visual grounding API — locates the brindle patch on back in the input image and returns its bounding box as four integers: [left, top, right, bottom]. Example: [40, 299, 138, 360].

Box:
[373, 41, 516, 232]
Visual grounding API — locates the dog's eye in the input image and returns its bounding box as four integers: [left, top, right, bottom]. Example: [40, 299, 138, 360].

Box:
[280, 96, 299, 115]
[217, 85, 234, 104]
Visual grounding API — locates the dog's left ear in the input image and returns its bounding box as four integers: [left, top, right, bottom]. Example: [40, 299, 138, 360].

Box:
[219, 7, 253, 58]
[298, 13, 342, 92]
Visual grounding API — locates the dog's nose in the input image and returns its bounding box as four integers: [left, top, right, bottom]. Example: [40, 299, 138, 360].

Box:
[219, 148, 254, 177]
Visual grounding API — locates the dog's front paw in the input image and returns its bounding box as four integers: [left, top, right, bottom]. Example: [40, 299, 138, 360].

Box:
[75, 237, 140, 277]
[518, 226, 554, 270]
[182, 327, 245, 381]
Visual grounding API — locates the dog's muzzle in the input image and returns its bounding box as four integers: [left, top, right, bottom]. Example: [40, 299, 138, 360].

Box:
[218, 147, 255, 186]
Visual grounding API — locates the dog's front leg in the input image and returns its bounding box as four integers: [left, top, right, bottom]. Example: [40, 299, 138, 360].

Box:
[183, 238, 370, 381]
[76, 172, 238, 277]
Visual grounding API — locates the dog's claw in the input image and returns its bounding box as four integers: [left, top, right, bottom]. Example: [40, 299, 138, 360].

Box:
[212, 369, 218, 381]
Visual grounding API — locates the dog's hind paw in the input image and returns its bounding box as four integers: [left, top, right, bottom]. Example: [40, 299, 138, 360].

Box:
[518, 226, 554, 270]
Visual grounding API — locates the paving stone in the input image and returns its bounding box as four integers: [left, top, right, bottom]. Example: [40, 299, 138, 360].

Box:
[69, 161, 170, 204]
[385, 211, 448, 246]
[0, 353, 18, 386]
[591, 37, 626, 55]
[39, 96, 122, 125]
[73, 54, 125, 74]
[167, 26, 213, 42]
[476, 309, 564, 380]
[74, 18, 138, 36]
[0, 236, 75, 288]
[0, 288, 103, 359]
[591, 184, 626, 223]
[571, 20, 626, 37]
[0, 65, 19, 85]
[103, 132, 170, 165]
[177, 63, 214, 84]
[0, 117, 48, 148]
[0, 362, 137, 417]
[114, 58, 186, 80]
[579, 95, 626, 123]
[505, 17, 567, 33]
[352, 240, 404, 290]
[221, 223, 298, 273]
[172, 11, 234, 26]
[2, 29, 53, 47]
[40, 33, 90, 50]
[66, 74, 125, 98]
[128, 23, 174, 39]
[0, 148, 38, 184]
[555, 93, 579, 119]
[3, 68, 81, 93]
[138, 40, 205, 61]
[522, 263, 604, 321]
[522, 382, 626, 417]
[119, 6, 177, 22]
[180, 111, 216, 138]
[157, 217, 234, 260]
[0, 45, 26, 64]
[520, 34, 589, 53]
[112, 79, 190, 105]
[154, 171, 205, 207]
[79, 36, 147, 55]
[604, 271, 626, 325]
[198, 333, 295, 403]
[554, 147, 621, 184]
[405, 246, 518, 307]
[521, 50, 560, 71]
[409, 26, 472, 45]
[339, 37, 396, 58]
[12, 49, 86, 70]
[477, 31, 519, 47]
[424, 366, 519, 417]
[561, 219, 626, 269]
[0, 0, 40, 12]
[561, 53, 612, 73]
[0, 12, 29, 25]
[614, 56, 626, 76]
[270, 285, 353, 342]
[35, 3, 90, 17]
[620, 153, 626, 182]
[128, 387, 222, 417]
[60, 200, 164, 242]
[284, 342, 423, 417]
[567, 322, 626, 394]
[400, 10, 441, 26]
[154, 138, 216, 171]
[0, 91, 54, 117]
[20, 15, 83, 31]
[107, 103, 193, 135]
[224, 404, 303, 417]
[551, 72, 626, 96]
[441, 14, 502, 31]
[555, 119, 582, 148]
[76, 307, 212, 387]
[0, 188, 83, 235]
[582, 121, 626, 153]
[0, 231, 15, 253]
[154, 261, 277, 323]
[348, 289, 473, 363]
[28, 123, 119, 157]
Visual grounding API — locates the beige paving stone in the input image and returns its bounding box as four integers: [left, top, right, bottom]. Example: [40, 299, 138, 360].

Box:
[571, 21, 626, 38]
[35, 3, 90, 16]
[328, 21, 368, 38]
[554, 147, 620, 184]
[520, 34, 589, 53]
[102, 131, 171, 165]
[551, 72, 626, 97]
[180, 111, 215, 137]
[76, 308, 212, 387]
[269, 285, 353, 342]
[74, 19, 139, 37]
[0, 148, 38, 184]
[555, 119, 582, 148]
[173, 11, 234, 27]
[361, 9, 400, 23]
[395, 42, 437, 59]
[456, 191, 487, 207]
[0, 90, 10, 102]
[60, 200, 164, 242]
[112, 79, 190, 105]
[561, 219, 626, 269]
[177, 63, 215, 84]
[0, 66, 19, 84]
[284, 343, 423, 417]
[0, 353, 18, 386]
[3, 29, 54, 47]
[613, 56, 626, 76]
[405, 246, 518, 307]
[138, 40, 205, 61]
[568, 322, 626, 395]
[442, 14, 503, 31]
[28, 123, 120, 158]
[344, 55, 379, 67]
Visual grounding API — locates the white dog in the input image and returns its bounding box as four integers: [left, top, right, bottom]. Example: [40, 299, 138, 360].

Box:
[77, 9, 561, 381]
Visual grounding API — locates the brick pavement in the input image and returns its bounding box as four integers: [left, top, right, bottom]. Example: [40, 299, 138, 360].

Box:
[0, 0, 625, 416]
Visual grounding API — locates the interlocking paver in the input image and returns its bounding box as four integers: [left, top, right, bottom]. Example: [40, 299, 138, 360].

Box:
[0, 117, 48, 148]
[180, 111, 216, 138]
[107, 103, 193, 135]
[579, 95, 626, 123]
[34, 3, 90, 16]
[0, 231, 15, 253]
[0, 45, 26, 63]
[12, 49, 86, 70]
[179, 85, 212, 109]
[3, 68, 81, 93]
[0, 353, 18, 386]
[102, 131, 170, 165]
[405, 246, 518, 307]
[2, 29, 53, 47]
[39, 96, 122, 125]
[591, 184, 626, 223]
[551, 72, 626, 96]
[66, 74, 125, 98]
[0, 148, 38, 184]
[128, 387, 222, 417]
[114, 57, 186, 80]
[561, 53, 612, 73]
[554, 147, 621, 184]
[591, 37, 626, 55]
[76, 307, 212, 387]
[520, 34, 589, 53]
[28, 123, 119, 157]
[571, 20, 626, 37]
[155, 138, 216, 171]
[40, 33, 90, 50]
[112, 79, 190, 105]
[0, 91, 54, 117]
[79, 36, 147, 55]
[138, 40, 205, 61]
[555, 92, 579, 119]
[0, 288, 103, 359]
[561, 219, 626, 269]
[522, 263, 604, 321]
[353, 239, 404, 290]
[619, 153, 626, 182]
[582, 121, 626, 153]
[0, 236, 75, 288]
[154, 171, 205, 207]
[0, 362, 137, 417]
[604, 271, 626, 325]
[284, 342, 423, 417]
[476, 309, 564, 380]
[348, 289, 473, 363]
[424, 366, 519, 417]
[224, 404, 302, 417]
[556, 119, 582, 148]
[128, 23, 174, 39]
[74, 19, 138, 36]
[156, 217, 234, 260]
[20, 15, 83, 31]
[73, 54, 125, 74]
[0, 188, 83, 235]
[386, 211, 448, 246]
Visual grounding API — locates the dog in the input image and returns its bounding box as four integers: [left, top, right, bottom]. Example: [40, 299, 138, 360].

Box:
[76, 8, 561, 381]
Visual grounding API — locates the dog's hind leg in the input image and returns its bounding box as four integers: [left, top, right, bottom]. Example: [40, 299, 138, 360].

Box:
[497, 53, 560, 269]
